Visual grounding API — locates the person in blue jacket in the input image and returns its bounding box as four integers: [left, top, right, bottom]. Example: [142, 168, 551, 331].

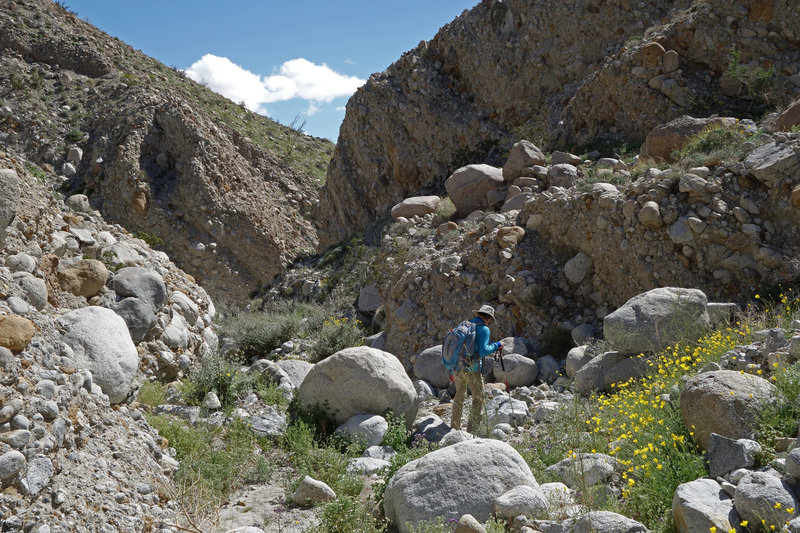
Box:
[450, 304, 503, 433]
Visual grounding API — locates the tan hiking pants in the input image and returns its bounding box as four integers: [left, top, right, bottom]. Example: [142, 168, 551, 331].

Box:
[450, 370, 485, 433]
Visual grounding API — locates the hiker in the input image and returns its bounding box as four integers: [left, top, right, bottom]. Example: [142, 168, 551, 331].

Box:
[450, 304, 503, 433]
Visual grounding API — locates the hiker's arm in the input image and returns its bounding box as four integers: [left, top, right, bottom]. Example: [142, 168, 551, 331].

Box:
[475, 326, 501, 357]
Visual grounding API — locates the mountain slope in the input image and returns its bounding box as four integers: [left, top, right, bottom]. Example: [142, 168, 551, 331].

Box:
[0, 0, 334, 302]
[316, 0, 800, 248]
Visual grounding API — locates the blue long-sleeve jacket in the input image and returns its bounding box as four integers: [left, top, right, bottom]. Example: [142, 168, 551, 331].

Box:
[465, 317, 501, 372]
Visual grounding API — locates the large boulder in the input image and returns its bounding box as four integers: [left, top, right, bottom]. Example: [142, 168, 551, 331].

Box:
[391, 196, 441, 219]
[296, 346, 419, 427]
[672, 478, 738, 533]
[492, 353, 538, 387]
[413, 345, 450, 389]
[743, 141, 800, 187]
[503, 141, 546, 183]
[680, 370, 778, 450]
[111, 267, 168, 311]
[0, 169, 20, 248]
[103, 267, 167, 342]
[58, 259, 109, 298]
[57, 307, 138, 404]
[383, 439, 543, 532]
[603, 287, 710, 355]
[573, 511, 648, 533]
[776, 97, 800, 131]
[639, 115, 736, 160]
[0, 316, 35, 352]
[734, 471, 798, 528]
[444, 164, 504, 216]
[572, 351, 626, 396]
[275, 359, 314, 388]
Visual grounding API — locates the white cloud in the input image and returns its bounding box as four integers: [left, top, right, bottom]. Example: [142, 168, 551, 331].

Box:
[185, 54, 364, 115]
[343, 58, 356, 65]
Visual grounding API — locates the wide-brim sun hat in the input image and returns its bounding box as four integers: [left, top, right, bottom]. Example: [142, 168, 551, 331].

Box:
[472, 304, 496, 320]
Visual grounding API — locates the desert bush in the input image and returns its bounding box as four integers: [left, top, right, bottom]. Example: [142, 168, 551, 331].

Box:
[146, 416, 273, 523]
[136, 381, 168, 407]
[309, 316, 365, 362]
[181, 352, 258, 407]
[310, 495, 385, 533]
[218, 309, 303, 360]
[672, 123, 766, 168]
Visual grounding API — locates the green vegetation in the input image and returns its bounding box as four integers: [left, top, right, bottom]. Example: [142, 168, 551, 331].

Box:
[146, 416, 273, 523]
[671, 122, 767, 168]
[136, 380, 168, 407]
[309, 316, 365, 363]
[218, 307, 307, 360]
[66, 128, 83, 142]
[132, 230, 165, 248]
[726, 47, 775, 104]
[24, 162, 47, 181]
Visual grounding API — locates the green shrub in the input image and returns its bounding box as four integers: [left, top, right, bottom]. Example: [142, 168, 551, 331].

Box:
[67, 128, 83, 142]
[726, 47, 775, 103]
[137, 381, 168, 407]
[672, 122, 767, 169]
[182, 352, 259, 406]
[310, 495, 385, 533]
[219, 309, 303, 360]
[309, 316, 365, 362]
[382, 411, 411, 452]
[145, 416, 273, 516]
[24, 162, 47, 181]
[133, 230, 165, 248]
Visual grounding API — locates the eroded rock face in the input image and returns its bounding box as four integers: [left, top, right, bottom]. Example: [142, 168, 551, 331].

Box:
[315, 0, 800, 248]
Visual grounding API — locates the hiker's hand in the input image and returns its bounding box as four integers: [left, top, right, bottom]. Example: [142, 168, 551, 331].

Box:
[498, 342, 504, 353]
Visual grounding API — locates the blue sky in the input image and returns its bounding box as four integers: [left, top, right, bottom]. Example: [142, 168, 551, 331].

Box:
[66, 1, 477, 141]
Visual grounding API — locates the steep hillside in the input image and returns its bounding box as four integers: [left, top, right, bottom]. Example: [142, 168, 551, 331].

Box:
[0, 0, 334, 303]
[316, 0, 800, 248]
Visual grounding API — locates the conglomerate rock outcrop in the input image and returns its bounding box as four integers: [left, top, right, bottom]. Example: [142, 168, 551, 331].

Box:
[316, 0, 800, 249]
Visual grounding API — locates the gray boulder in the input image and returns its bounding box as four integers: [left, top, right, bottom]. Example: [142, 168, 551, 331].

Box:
[681, 370, 778, 450]
[335, 414, 388, 447]
[734, 471, 798, 528]
[249, 407, 288, 438]
[537, 355, 561, 384]
[111, 267, 168, 311]
[414, 414, 452, 443]
[743, 142, 800, 187]
[414, 345, 450, 388]
[493, 353, 538, 387]
[572, 351, 626, 396]
[390, 196, 441, 219]
[0, 169, 20, 248]
[292, 475, 336, 506]
[0, 450, 25, 481]
[107, 297, 156, 343]
[672, 478, 738, 533]
[603, 287, 710, 355]
[566, 345, 594, 378]
[296, 346, 419, 427]
[383, 439, 543, 532]
[6, 254, 36, 273]
[493, 485, 548, 520]
[572, 511, 648, 533]
[500, 337, 530, 357]
[486, 395, 529, 426]
[12, 272, 48, 310]
[547, 164, 579, 188]
[503, 140, 546, 183]
[544, 453, 617, 489]
[565, 252, 593, 285]
[275, 359, 313, 388]
[787, 448, 800, 480]
[57, 306, 138, 404]
[347, 457, 390, 475]
[444, 164, 504, 216]
[707, 434, 760, 478]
